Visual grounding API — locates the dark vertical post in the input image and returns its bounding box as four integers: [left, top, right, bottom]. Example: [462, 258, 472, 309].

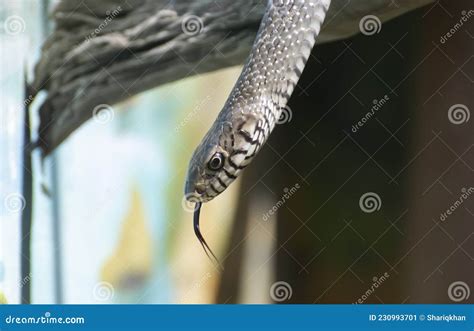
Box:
[20, 82, 33, 304]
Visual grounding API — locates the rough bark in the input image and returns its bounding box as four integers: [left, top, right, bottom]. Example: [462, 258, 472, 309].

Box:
[32, 0, 433, 155]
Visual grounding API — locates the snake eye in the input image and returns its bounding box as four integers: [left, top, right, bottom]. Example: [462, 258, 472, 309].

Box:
[208, 152, 225, 171]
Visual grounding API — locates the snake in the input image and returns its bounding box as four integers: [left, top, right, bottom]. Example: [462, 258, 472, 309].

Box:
[184, 0, 332, 264]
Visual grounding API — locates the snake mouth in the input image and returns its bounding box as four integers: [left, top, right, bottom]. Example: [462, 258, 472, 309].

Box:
[185, 192, 214, 203]
[185, 179, 224, 202]
[185, 191, 201, 202]
[185, 179, 216, 202]
[185, 179, 202, 196]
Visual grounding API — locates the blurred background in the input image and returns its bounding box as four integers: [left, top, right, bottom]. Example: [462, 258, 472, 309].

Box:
[0, 0, 473, 304]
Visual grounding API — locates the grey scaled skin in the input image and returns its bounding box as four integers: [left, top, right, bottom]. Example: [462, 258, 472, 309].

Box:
[184, 0, 332, 264]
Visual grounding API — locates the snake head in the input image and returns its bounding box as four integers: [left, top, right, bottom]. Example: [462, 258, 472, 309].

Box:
[185, 121, 237, 202]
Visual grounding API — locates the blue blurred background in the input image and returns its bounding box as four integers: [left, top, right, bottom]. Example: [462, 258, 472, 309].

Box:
[0, 0, 250, 304]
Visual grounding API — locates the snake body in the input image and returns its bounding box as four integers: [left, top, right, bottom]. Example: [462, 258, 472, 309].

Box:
[185, 0, 331, 202]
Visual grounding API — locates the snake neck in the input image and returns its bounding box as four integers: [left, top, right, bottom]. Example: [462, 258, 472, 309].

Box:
[220, 0, 331, 158]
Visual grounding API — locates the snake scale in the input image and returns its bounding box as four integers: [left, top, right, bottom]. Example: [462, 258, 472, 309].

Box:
[184, 0, 331, 263]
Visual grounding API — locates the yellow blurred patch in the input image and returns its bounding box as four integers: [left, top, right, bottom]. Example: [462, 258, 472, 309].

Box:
[101, 188, 153, 290]
[0, 291, 7, 304]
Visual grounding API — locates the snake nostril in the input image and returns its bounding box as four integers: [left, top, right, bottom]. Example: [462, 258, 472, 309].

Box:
[185, 180, 203, 197]
[194, 184, 206, 195]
